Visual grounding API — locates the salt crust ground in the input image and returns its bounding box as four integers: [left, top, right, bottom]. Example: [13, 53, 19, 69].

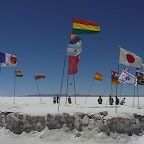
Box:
[0, 96, 144, 144]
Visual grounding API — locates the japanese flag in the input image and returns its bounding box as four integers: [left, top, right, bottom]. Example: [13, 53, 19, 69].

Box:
[119, 47, 142, 68]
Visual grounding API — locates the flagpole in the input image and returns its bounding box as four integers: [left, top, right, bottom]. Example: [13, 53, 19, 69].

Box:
[73, 74, 77, 104]
[115, 46, 121, 113]
[65, 72, 69, 104]
[133, 84, 135, 107]
[58, 55, 67, 111]
[102, 79, 110, 96]
[34, 78, 42, 103]
[137, 84, 140, 109]
[14, 71, 16, 104]
[84, 79, 94, 104]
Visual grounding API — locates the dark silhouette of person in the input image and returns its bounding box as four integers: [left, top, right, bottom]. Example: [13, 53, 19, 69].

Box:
[109, 95, 114, 105]
[98, 96, 103, 104]
[115, 96, 119, 105]
[56, 95, 60, 103]
[68, 96, 72, 104]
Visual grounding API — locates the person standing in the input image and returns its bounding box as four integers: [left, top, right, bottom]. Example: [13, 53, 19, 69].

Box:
[98, 96, 103, 104]
[109, 95, 114, 105]
[56, 95, 60, 103]
[115, 96, 119, 105]
[68, 96, 72, 104]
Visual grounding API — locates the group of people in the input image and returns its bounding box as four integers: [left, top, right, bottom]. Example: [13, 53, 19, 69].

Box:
[98, 95, 126, 105]
[53, 95, 60, 104]
[53, 95, 72, 104]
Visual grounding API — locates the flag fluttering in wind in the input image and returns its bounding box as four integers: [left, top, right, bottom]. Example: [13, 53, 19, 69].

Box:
[15, 70, 23, 77]
[136, 64, 144, 85]
[34, 74, 45, 80]
[70, 34, 82, 46]
[94, 73, 103, 81]
[72, 18, 100, 34]
[119, 47, 142, 68]
[118, 68, 137, 86]
[67, 34, 82, 56]
[111, 70, 120, 84]
[68, 55, 80, 75]
[0, 52, 17, 66]
[67, 44, 82, 56]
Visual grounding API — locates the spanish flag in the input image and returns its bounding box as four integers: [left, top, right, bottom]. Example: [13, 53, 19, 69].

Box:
[73, 18, 100, 34]
[94, 73, 103, 81]
[15, 70, 23, 77]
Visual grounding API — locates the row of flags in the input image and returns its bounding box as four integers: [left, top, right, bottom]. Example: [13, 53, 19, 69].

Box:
[15, 70, 45, 80]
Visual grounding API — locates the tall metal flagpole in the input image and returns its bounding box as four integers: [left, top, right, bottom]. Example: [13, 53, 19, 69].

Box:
[115, 46, 120, 113]
[34, 77, 42, 103]
[84, 79, 94, 104]
[73, 74, 76, 104]
[137, 84, 140, 109]
[65, 72, 69, 104]
[14, 71, 16, 104]
[58, 55, 67, 111]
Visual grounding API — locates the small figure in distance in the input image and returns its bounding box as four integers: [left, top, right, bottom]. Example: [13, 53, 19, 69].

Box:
[53, 96, 56, 104]
[115, 96, 119, 105]
[56, 95, 60, 103]
[109, 95, 114, 105]
[68, 96, 72, 104]
[98, 96, 103, 104]
[120, 97, 126, 105]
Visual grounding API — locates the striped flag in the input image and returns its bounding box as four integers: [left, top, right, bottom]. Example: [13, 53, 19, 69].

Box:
[72, 18, 100, 34]
[34, 74, 45, 80]
[15, 70, 23, 77]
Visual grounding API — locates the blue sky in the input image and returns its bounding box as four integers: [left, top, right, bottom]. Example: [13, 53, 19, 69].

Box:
[0, 0, 144, 96]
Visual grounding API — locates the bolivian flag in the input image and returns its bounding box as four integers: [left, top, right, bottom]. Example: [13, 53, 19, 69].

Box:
[73, 18, 100, 34]
[15, 70, 23, 77]
[94, 73, 103, 81]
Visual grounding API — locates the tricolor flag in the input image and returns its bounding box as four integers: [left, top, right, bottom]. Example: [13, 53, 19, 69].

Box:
[118, 69, 137, 86]
[15, 70, 23, 77]
[0, 52, 17, 66]
[119, 47, 142, 68]
[72, 18, 100, 34]
[111, 71, 120, 84]
[68, 55, 80, 75]
[34, 74, 45, 80]
[94, 73, 103, 81]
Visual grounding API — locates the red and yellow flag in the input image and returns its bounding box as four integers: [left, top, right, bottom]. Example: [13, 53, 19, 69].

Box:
[94, 73, 103, 81]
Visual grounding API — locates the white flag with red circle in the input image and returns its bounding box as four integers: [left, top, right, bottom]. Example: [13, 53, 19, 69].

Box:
[119, 47, 142, 68]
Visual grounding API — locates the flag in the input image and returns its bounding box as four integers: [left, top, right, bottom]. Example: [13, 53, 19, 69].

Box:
[67, 44, 82, 56]
[118, 69, 137, 86]
[137, 77, 144, 85]
[0, 52, 17, 66]
[94, 73, 103, 81]
[15, 70, 23, 77]
[68, 55, 80, 75]
[119, 47, 142, 68]
[136, 66, 144, 85]
[72, 18, 100, 34]
[70, 34, 82, 46]
[111, 71, 120, 84]
[136, 64, 144, 73]
[34, 74, 45, 80]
